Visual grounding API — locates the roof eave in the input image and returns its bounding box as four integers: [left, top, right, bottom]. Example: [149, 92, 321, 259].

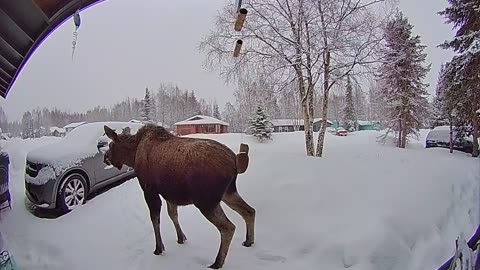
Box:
[2, 0, 107, 98]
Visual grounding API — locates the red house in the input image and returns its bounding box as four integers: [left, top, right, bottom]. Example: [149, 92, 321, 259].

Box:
[174, 115, 229, 136]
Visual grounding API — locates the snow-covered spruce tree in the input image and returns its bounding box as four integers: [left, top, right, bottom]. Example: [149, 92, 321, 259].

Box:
[439, 0, 480, 157]
[342, 76, 356, 131]
[141, 87, 155, 124]
[248, 106, 273, 142]
[379, 12, 431, 148]
[431, 65, 450, 128]
[442, 58, 477, 154]
[213, 102, 221, 120]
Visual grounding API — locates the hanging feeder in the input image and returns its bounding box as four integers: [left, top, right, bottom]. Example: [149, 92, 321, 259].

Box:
[234, 8, 248, 31]
[233, 39, 243, 57]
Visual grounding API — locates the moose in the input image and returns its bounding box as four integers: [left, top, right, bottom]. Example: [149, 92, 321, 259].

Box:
[102, 124, 255, 269]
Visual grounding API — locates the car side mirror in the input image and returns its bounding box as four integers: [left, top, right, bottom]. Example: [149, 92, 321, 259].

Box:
[97, 140, 109, 154]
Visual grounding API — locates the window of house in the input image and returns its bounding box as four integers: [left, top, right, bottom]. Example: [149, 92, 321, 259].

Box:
[207, 125, 216, 133]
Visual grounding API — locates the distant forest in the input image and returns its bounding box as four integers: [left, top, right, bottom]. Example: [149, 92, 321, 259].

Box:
[0, 78, 373, 138]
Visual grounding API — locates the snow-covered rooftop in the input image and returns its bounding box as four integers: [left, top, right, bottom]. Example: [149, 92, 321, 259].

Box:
[64, 121, 87, 129]
[49, 126, 66, 133]
[271, 118, 332, 126]
[174, 115, 229, 126]
[357, 120, 378, 126]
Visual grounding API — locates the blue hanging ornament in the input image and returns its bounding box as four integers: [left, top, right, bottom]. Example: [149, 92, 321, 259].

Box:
[72, 9, 81, 60]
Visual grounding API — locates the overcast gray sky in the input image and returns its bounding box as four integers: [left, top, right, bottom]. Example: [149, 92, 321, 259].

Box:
[0, 0, 455, 122]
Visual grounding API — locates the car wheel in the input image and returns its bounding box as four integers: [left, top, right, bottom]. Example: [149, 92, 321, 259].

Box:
[57, 173, 88, 212]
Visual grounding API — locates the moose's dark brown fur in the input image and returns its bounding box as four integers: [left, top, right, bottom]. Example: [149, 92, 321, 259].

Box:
[103, 124, 255, 269]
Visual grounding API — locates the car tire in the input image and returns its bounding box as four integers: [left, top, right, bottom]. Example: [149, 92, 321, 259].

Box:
[57, 173, 88, 213]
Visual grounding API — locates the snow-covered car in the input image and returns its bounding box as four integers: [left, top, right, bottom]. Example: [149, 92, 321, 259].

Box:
[24, 121, 143, 212]
[336, 128, 348, 136]
[425, 126, 473, 153]
[0, 150, 10, 210]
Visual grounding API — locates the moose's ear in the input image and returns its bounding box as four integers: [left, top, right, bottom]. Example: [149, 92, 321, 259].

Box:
[104, 125, 118, 140]
[121, 127, 131, 135]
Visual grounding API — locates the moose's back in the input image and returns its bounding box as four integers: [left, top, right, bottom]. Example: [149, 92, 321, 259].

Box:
[134, 136, 238, 207]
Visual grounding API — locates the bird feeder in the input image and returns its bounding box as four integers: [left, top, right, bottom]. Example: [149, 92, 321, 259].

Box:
[234, 8, 248, 31]
[233, 40, 243, 57]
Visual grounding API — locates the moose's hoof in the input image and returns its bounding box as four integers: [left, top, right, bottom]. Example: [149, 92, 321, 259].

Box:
[242, 240, 254, 247]
[177, 234, 187, 244]
[153, 245, 165, 255]
[208, 262, 222, 269]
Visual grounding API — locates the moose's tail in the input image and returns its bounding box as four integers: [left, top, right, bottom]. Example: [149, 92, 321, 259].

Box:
[235, 143, 249, 174]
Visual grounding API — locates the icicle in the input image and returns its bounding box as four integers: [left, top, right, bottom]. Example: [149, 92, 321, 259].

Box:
[72, 9, 81, 61]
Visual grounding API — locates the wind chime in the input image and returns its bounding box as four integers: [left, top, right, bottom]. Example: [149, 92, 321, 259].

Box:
[233, 0, 247, 57]
[71, 9, 81, 60]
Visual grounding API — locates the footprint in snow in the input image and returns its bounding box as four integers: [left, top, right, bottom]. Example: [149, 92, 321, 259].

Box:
[255, 251, 287, 263]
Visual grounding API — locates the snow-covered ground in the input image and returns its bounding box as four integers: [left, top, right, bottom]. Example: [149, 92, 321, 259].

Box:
[0, 130, 478, 270]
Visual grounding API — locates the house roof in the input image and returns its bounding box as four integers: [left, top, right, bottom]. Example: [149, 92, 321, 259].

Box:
[174, 115, 229, 126]
[64, 121, 87, 129]
[49, 126, 66, 133]
[271, 118, 333, 126]
[0, 0, 106, 98]
[357, 120, 373, 126]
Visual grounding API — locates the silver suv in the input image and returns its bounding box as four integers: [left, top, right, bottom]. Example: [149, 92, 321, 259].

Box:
[24, 121, 143, 213]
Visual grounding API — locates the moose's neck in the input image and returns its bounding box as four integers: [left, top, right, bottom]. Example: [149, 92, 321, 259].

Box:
[122, 136, 140, 168]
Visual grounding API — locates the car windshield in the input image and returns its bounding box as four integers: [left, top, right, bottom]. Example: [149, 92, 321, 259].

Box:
[64, 122, 138, 145]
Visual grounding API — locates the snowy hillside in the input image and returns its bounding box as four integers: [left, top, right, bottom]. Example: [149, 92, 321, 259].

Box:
[0, 130, 478, 270]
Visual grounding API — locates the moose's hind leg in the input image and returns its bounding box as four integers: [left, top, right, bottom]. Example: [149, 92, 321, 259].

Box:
[144, 191, 165, 255]
[222, 191, 256, 247]
[198, 204, 236, 269]
[167, 201, 187, 244]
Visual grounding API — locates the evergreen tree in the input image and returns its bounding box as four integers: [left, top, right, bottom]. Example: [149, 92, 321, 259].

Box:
[379, 12, 431, 148]
[431, 65, 450, 128]
[439, 0, 480, 157]
[342, 76, 356, 131]
[141, 87, 155, 124]
[431, 96, 449, 128]
[213, 102, 221, 120]
[248, 106, 273, 142]
[21, 111, 34, 138]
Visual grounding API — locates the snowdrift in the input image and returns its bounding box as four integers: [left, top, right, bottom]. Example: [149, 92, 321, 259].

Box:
[0, 130, 478, 270]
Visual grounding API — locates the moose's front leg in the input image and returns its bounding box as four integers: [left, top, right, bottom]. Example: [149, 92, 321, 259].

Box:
[144, 191, 165, 255]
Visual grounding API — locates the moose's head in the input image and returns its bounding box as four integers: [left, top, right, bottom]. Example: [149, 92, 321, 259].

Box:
[101, 125, 136, 170]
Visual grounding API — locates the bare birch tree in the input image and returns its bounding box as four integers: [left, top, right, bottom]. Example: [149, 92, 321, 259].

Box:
[310, 0, 392, 156]
[200, 0, 393, 157]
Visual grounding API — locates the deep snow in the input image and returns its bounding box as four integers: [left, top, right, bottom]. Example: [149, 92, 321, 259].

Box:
[0, 130, 478, 270]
